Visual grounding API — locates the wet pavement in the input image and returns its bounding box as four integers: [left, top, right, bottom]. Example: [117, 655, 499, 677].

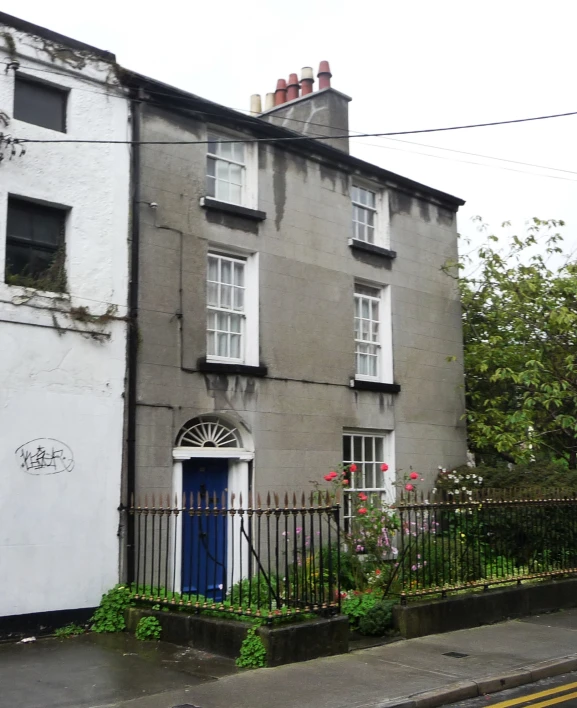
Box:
[0, 632, 237, 708]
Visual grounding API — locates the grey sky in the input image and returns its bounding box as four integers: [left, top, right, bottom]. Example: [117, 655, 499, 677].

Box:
[9, 0, 577, 255]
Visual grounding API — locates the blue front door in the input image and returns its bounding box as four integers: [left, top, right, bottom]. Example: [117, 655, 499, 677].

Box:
[182, 458, 228, 601]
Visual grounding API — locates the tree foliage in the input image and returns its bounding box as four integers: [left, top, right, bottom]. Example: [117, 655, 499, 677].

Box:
[451, 217, 577, 467]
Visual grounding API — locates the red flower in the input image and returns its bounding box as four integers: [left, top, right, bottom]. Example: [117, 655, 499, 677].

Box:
[349, 464, 357, 473]
[381, 463, 389, 472]
[342, 479, 349, 485]
[358, 507, 368, 515]
[405, 483, 414, 492]
[410, 472, 419, 480]
[324, 471, 338, 482]
[375, 568, 381, 575]
[358, 493, 368, 501]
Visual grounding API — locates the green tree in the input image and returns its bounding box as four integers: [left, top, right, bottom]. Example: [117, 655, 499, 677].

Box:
[451, 217, 577, 467]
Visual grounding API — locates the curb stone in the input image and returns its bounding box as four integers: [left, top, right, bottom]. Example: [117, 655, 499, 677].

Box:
[377, 655, 577, 708]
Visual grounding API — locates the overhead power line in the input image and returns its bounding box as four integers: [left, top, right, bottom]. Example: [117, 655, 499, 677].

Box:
[11, 110, 577, 146]
[3, 60, 577, 180]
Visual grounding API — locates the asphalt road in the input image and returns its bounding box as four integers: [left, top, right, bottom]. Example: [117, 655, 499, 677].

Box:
[451, 674, 577, 708]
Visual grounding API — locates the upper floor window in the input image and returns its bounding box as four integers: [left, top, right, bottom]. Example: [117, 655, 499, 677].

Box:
[352, 186, 376, 244]
[354, 282, 393, 383]
[14, 75, 67, 132]
[207, 253, 246, 362]
[5, 196, 67, 292]
[207, 135, 245, 206]
[354, 283, 381, 379]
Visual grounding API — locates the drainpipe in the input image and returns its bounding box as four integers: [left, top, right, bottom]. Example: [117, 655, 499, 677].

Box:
[125, 88, 143, 584]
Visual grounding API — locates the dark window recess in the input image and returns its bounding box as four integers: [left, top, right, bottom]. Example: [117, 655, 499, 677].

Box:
[5, 198, 67, 292]
[14, 75, 67, 132]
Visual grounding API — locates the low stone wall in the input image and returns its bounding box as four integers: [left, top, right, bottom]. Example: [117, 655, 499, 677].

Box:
[393, 577, 577, 638]
[125, 608, 349, 666]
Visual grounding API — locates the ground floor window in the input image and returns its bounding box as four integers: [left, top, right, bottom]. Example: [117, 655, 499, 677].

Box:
[342, 430, 392, 521]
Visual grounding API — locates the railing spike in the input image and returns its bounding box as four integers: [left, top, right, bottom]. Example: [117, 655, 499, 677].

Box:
[239, 492, 243, 508]
[266, 491, 271, 508]
[257, 493, 262, 509]
[197, 491, 201, 509]
[231, 492, 236, 508]
[221, 490, 226, 509]
[325, 489, 330, 506]
[284, 492, 289, 508]
[166, 494, 170, 509]
[213, 489, 218, 510]
[130, 492, 135, 510]
[274, 492, 279, 508]
[144, 493, 148, 508]
[151, 492, 156, 507]
[293, 492, 297, 508]
[309, 491, 314, 507]
[301, 491, 305, 507]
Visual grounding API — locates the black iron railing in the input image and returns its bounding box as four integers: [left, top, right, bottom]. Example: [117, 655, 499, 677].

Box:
[128, 491, 341, 619]
[394, 488, 577, 601]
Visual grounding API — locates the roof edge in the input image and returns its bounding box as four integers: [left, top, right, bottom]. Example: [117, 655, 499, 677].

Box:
[0, 12, 116, 62]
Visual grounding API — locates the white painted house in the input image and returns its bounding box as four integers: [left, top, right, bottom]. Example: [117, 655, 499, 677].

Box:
[0, 13, 131, 619]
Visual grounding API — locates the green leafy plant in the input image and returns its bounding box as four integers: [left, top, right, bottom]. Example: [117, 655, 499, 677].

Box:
[236, 625, 267, 668]
[341, 591, 378, 629]
[358, 599, 395, 636]
[135, 615, 162, 641]
[90, 585, 134, 633]
[54, 623, 85, 638]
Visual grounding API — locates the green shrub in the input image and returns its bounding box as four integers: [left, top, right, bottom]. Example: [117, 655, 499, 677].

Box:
[54, 623, 85, 638]
[236, 625, 267, 668]
[341, 592, 378, 629]
[90, 585, 134, 633]
[135, 616, 162, 641]
[358, 600, 395, 636]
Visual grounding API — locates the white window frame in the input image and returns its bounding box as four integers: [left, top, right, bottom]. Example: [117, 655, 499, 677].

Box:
[205, 128, 258, 209]
[349, 181, 390, 249]
[354, 281, 393, 384]
[206, 248, 259, 366]
[342, 430, 395, 520]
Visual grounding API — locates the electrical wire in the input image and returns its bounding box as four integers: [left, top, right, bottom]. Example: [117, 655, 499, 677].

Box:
[10, 110, 577, 145]
[3, 60, 577, 180]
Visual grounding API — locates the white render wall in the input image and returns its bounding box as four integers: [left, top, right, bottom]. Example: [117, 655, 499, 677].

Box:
[0, 25, 130, 616]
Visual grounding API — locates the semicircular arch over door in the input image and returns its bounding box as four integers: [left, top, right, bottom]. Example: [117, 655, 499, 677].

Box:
[175, 415, 242, 449]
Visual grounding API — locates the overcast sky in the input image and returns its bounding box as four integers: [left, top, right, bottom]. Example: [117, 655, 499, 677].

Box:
[9, 0, 577, 258]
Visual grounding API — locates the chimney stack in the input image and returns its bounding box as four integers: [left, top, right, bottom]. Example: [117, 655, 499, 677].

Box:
[287, 73, 299, 101]
[250, 94, 262, 114]
[274, 78, 287, 106]
[317, 60, 332, 90]
[300, 66, 314, 95]
[255, 60, 351, 153]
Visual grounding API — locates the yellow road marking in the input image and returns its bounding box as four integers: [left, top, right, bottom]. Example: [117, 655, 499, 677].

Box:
[490, 682, 577, 708]
[529, 689, 577, 708]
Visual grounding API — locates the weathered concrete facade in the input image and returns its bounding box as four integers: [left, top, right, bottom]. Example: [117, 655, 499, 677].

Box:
[132, 91, 467, 505]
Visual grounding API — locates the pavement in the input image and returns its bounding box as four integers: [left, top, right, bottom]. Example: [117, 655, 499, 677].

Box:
[3, 609, 577, 708]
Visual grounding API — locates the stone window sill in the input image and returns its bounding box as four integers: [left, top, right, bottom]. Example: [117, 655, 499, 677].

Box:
[200, 197, 266, 222]
[197, 358, 268, 377]
[350, 378, 401, 394]
[348, 238, 397, 259]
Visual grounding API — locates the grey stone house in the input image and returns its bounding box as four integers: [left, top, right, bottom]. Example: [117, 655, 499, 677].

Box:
[122, 63, 467, 570]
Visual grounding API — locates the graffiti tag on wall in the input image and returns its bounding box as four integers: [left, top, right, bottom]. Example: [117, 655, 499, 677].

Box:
[15, 439, 75, 475]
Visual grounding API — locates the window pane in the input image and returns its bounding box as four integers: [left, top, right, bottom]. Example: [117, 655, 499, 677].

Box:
[233, 262, 244, 286]
[207, 310, 217, 329]
[230, 313, 242, 333]
[206, 176, 216, 198]
[207, 331, 216, 355]
[368, 355, 377, 377]
[207, 135, 218, 154]
[229, 184, 242, 205]
[230, 334, 241, 359]
[357, 224, 366, 241]
[367, 190, 376, 208]
[352, 186, 359, 202]
[216, 180, 230, 203]
[353, 436, 362, 461]
[361, 299, 370, 318]
[217, 332, 228, 357]
[217, 311, 229, 330]
[229, 164, 243, 185]
[219, 285, 230, 308]
[367, 210, 375, 227]
[221, 259, 232, 284]
[343, 435, 351, 461]
[216, 160, 229, 181]
[219, 141, 233, 159]
[14, 76, 67, 132]
[375, 437, 384, 461]
[234, 287, 244, 310]
[364, 436, 374, 461]
[233, 142, 245, 163]
[208, 256, 219, 281]
[207, 282, 218, 307]
[207, 157, 216, 177]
